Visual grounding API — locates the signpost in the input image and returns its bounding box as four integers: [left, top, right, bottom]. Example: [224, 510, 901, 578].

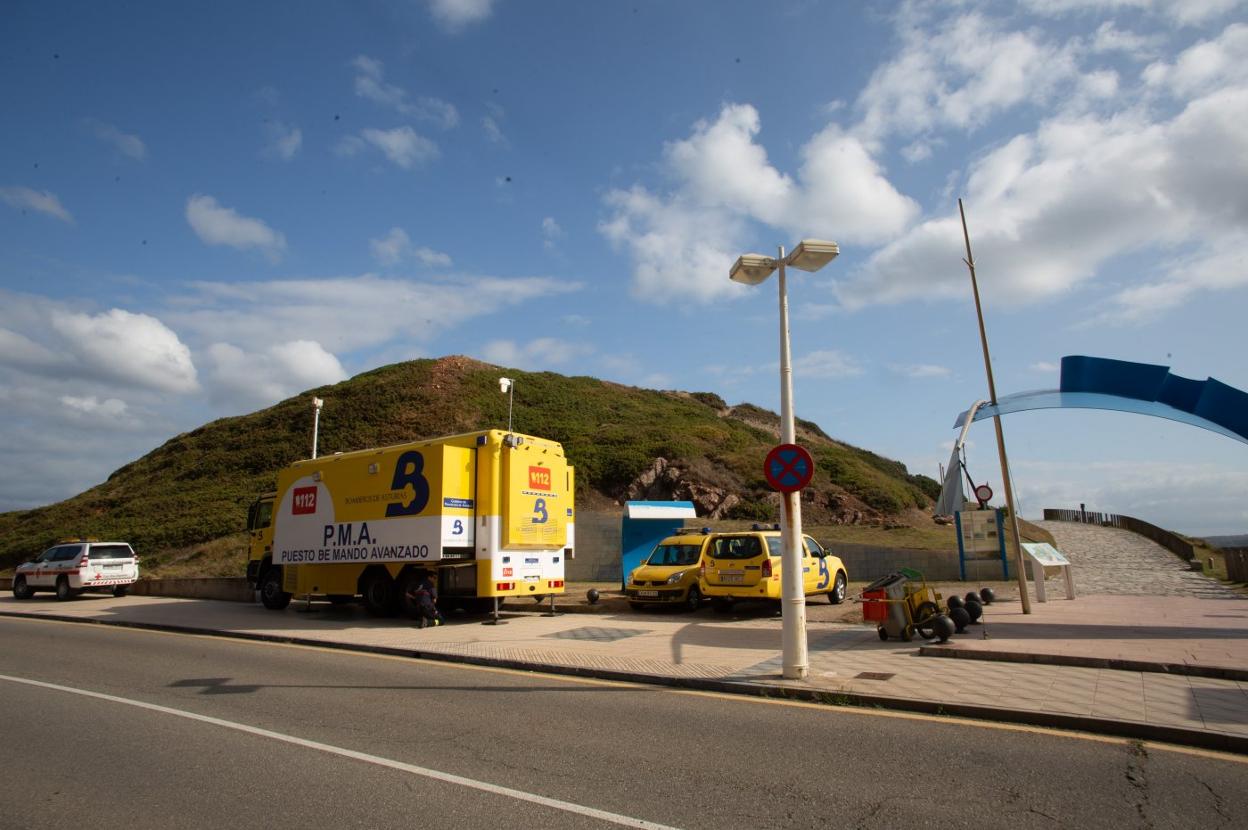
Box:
[764, 443, 814, 493]
[1021, 542, 1076, 602]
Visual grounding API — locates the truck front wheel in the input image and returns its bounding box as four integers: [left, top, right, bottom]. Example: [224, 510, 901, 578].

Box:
[260, 568, 292, 610]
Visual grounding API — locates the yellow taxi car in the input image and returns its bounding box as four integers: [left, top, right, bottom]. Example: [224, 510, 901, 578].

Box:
[624, 530, 710, 612]
[699, 524, 847, 612]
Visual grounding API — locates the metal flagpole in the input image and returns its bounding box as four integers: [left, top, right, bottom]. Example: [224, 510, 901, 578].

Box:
[958, 199, 1032, 614]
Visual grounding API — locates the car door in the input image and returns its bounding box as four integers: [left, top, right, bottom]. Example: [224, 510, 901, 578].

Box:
[51, 546, 81, 585]
[804, 536, 832, 594]
[28, 547, 58, 588]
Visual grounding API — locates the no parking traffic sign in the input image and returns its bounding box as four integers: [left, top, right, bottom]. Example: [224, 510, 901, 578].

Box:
[764, 444, 815, 493]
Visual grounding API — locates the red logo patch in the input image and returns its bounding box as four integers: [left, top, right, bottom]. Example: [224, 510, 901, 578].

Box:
[292, 486, 317, 515]
[502, 567, 513, 577]
[528, 466, 552, 491]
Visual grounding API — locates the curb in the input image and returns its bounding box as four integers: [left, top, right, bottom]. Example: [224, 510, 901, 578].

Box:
[3, 609, 1246, 756]
[920, 644, 1248, 683]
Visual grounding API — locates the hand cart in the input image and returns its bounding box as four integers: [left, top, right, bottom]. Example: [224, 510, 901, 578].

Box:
[861, 568, 945, 641]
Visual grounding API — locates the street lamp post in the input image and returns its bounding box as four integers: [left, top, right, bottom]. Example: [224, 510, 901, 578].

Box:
[311, 396, 324, 459]
[499, 377, 514, 434]
[731, 239, 839, 680]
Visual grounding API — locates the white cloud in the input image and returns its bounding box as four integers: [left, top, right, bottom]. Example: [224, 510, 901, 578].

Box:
[854, 10, 1079, 146]
[480, 337, 593, 370]
[265, 122, 302, 160]
[350, 55, 459, 127]
[205, 340, 347, 407]
[483, 103, 508, 145]
[600, 185, 750, 303]
[1017, 459, 1248, 535]
[60, 395, 129, 420]
[1031, 361, 1060, 373]
[1090, 21, 1164, 57]
[167, 274, 581, 356]
[793, 350, 864, 379]
[541, 217, 563, 250]
[1021, 0, 1244, 27]
[83, 118, 147, 160]
[338, 127, 439, 170]
[185, 195, 286, 261]
[0, 327, 59, 368]
[369, 227, 452, 268]
[1142, 23, 1248, 97]
[889, 363, 951, 378]
[429, 0, 495, 31]
[0, 186, 73, 223]
[600, 103, 918, 304]
[840, 73, 1248, 314]
[50, 308, 199, 393]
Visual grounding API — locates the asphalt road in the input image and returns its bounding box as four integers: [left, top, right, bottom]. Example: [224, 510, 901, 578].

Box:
[1, 617, 1244, 829]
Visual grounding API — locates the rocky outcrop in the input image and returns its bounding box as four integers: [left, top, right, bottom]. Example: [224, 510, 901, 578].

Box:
[624, 458, 741, 519]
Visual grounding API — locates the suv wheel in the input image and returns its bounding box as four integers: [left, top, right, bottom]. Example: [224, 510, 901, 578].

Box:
[12, 575, 34, 600]
[828, 572, 847, 605]
[113, 585, 129, 598]
[55, 576, 73, 601]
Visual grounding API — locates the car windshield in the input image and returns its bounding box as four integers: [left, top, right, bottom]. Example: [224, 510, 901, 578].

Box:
[711, 536, 764, 560]
[89, 544, 134, 560]
[647, 544, 701, 566]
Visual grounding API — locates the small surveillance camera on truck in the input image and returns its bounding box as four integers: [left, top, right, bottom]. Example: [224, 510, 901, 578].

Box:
[246, 429, 574, 617]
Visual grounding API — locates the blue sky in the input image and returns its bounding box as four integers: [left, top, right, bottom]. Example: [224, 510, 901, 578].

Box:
[3, 0, 1247, 534]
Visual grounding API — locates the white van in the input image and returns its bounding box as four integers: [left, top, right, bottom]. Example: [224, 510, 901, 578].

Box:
[11, 541, 140, 600]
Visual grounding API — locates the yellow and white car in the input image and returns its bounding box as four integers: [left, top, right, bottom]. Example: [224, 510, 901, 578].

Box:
[699, 526, 847, 612]
[625, 531, 710, 612]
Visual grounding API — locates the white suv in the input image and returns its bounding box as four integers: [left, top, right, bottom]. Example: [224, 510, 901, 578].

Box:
[11, 541, 140, 601]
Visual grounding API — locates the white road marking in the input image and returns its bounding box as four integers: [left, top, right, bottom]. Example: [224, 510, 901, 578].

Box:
[0, 672, 679, 830]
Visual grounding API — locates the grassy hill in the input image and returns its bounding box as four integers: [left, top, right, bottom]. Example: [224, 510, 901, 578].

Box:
[0, 356, 939, 569]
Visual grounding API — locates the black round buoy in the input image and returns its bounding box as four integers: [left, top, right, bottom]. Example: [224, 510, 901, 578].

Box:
[964, 599, 983, 623]
[947, 595, 965, 610]
[932, 614, 956, 643]
[950, 606, 971, 633]
[586, 588, 600, 605]
[979, 587, 996, 604]
[965, 591, 982, 606]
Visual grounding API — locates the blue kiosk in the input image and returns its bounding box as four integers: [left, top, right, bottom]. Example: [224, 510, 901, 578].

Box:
[619, 501, 698, 589]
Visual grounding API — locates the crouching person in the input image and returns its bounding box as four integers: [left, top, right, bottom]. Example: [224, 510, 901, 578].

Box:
[407, 570, 443, 629]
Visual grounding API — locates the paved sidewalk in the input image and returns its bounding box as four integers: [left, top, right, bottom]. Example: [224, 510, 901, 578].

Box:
[3, 591, 1246, 754]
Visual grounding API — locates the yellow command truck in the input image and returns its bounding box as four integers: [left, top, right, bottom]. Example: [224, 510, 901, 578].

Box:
[245, 430, 573, 616]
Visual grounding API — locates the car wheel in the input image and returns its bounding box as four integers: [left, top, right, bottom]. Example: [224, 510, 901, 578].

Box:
[828, 571, 847, 605]
[12, 575, 34, 600]
[55, 576, 72, 601]
[684, 586, 702, 612]
[260, 568, 292, 610]
[112, 585, 128, 598]
[913, 601, 940, 639]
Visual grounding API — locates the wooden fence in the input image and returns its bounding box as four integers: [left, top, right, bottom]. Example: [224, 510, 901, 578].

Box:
[1042, 508, 1195, 562]
[1221, 548, 1248, 582]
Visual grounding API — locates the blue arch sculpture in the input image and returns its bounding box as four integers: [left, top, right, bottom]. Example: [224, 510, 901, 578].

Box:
[934, 356, 1248, 516]
[954, 355, 1248, 446]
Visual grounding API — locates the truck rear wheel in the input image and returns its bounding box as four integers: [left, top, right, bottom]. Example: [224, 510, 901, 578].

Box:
[362, 571, 398, 616]
[260, 568, 292, 610]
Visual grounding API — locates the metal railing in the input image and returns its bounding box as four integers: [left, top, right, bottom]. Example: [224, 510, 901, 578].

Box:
[1043, 508, 1195, 562]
